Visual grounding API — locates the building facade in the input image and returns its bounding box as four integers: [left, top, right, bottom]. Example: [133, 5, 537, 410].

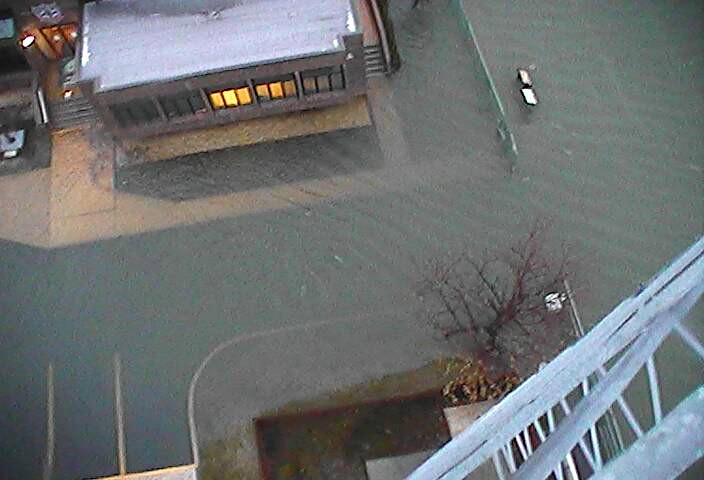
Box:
[0, 9, 36, 131]
[4, 0, 81, 67]
[3, 0, 391, 142]
[75, 0, 366, 139]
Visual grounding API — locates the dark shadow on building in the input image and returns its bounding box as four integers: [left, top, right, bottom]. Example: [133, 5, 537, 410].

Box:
[115, 126, 383, 201]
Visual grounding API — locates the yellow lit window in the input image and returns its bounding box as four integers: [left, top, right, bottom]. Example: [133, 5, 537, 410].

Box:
[255, 84, 270, 101]
[269, 82, 284, 99]
[209, 92, 225, 109]
[235, 87, 252, 105]
[222, 89, 238, 107]
[283, 80, 297, 97]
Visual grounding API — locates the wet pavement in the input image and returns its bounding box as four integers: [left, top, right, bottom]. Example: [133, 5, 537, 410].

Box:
[1, 1, 703, 479]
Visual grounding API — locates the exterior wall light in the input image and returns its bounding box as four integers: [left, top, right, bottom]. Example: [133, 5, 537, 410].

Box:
[20, 34, 36, 48]
[63, 89, 73, 99]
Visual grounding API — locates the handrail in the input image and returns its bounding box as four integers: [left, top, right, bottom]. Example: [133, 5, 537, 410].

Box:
[564, 280, 624, 460]
[36, 85, 49, 125]
[408, 236, 704, 479]
[367, 0, 392, 73]
[591, 386, 704, 480]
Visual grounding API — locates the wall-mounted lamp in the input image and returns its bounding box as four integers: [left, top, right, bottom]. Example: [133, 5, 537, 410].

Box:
[63, 89, 73, 99]
[20, 34, 36, 48]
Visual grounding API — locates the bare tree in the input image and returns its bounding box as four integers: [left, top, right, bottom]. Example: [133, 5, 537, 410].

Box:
[420, 221, 572, 364]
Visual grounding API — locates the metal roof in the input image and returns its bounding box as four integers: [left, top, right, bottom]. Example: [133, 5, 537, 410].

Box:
[79, 0, 359, 92]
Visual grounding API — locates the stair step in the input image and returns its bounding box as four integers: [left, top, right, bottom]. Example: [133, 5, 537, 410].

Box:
[49, 96, 99, 129]
[53, 114, 99, 124]
[51, 100, 92, 106]
[50, 106, 96, 116]
[52, 114, 98, 122]
[52, 119, 95, 129]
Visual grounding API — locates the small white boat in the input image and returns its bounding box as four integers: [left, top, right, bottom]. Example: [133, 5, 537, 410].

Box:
[517, 68, 539, 106]
[521, 87, 539, 106]
[516, 68, 533, 88]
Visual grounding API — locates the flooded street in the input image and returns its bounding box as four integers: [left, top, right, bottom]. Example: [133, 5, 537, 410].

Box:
[1, 1, 702, 478]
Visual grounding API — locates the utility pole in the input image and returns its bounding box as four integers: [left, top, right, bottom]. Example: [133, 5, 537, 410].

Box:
[114, 353, 127, 476]
[43, 363, 55, 480]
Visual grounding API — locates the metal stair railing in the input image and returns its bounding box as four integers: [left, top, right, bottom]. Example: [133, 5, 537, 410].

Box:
[408, 236, 704, 480]
[564, 280, 624, 464]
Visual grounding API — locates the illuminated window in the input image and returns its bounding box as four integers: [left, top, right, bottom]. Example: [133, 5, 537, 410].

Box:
[283, 80, 297, 97]
[301, 65, 345, 96]
[253, 74, 297, 102]
[222, 89, 238, 107]
[209, 92, 225, 109]
[208, 84, 253, 110]
[269, 82, 284, 99]
[255, 84, 270, 102]
[235, 87, 252, 105]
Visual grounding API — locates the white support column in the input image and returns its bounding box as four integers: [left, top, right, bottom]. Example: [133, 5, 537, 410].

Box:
[502, 444, 517, 473]
[558, 398, 597, 471]
[645, 356, 662, 423]
[674, 324, 704, 359]
[114, 353, 127, 476]
[43, 363, 55, 480]
[492, 452, 507, 480]
[592, 387, 704, 480]
[580, 378, 603, 469]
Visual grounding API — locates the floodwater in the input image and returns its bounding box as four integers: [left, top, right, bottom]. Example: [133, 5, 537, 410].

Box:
[1, 0, 702, 478]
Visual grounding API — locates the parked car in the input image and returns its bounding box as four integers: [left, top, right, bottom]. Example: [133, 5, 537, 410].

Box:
[0, 129, 25, 159]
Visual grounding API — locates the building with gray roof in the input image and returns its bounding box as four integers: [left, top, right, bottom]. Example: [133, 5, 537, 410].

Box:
[73, 0, 369, 138]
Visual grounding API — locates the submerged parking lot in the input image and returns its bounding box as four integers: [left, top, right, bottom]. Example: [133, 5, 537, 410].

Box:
[1, 1, 703, 478]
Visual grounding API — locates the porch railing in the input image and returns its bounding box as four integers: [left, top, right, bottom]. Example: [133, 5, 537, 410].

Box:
[408, 236, 704, 480]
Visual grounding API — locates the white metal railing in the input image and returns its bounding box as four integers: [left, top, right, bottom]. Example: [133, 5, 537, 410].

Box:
[408, 236, 704, 480]
[36, 85, 49, 125]
[367, 0, 393, 72]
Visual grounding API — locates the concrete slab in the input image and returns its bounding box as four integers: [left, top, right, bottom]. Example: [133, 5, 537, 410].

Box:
[443, 401, 498, 438]
[440, 402, 502, 480]
[0, 168, 50, 246]
[89, 464, 196, 480]
[366, 450, 434, 480]
[49, 130, 114, 218]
